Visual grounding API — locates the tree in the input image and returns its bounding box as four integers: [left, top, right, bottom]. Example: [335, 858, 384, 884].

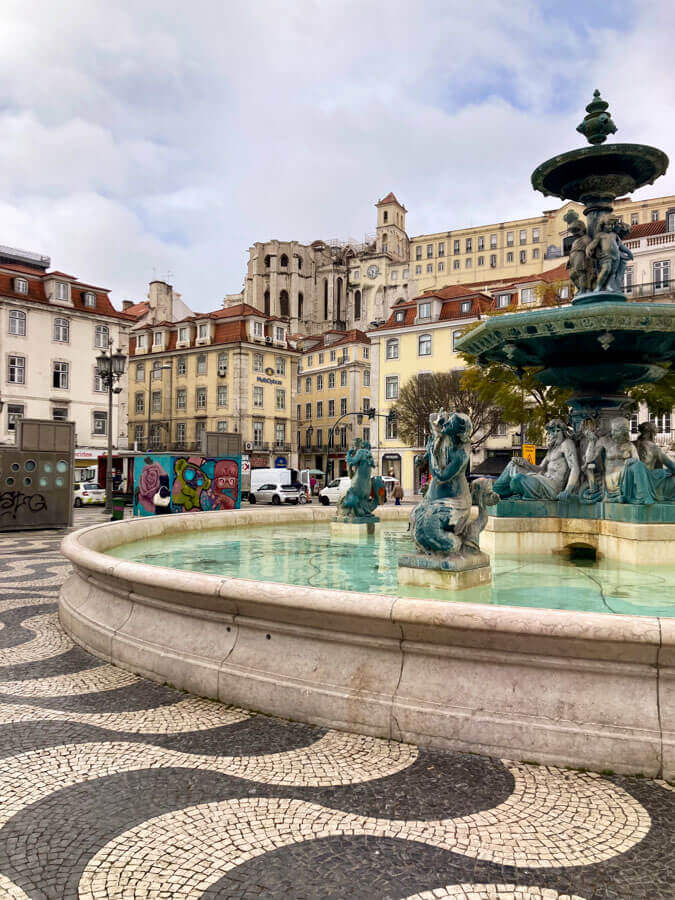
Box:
[534, 279, 569, 308]
[628, 368, 674, 417]
[392, 371, 503, 452]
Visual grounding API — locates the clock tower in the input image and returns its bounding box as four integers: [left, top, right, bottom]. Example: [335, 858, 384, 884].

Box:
[375, 192, 408, 262]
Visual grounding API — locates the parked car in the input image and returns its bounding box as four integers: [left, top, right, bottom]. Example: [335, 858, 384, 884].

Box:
[249, 483, 305, 505]
[73, 482, 106, 507]
[318, 476, 352, 505]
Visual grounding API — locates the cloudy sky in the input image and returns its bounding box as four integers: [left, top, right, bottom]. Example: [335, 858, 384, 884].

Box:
[1, 0, 673, 311]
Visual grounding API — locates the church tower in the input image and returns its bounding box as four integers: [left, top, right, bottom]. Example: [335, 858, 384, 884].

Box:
[375, 192, 408, 262]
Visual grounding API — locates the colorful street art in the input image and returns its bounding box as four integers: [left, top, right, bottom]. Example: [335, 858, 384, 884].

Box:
[133, 455, 240, 516]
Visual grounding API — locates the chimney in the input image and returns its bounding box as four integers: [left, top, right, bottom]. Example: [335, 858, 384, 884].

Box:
[122, 300, 133, 311]
[148, 280, 173, 324]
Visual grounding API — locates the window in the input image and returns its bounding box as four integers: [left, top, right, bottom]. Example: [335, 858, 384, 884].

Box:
[275, 356, 286, 375]
[134, 424, 144, 445]
[153, 331, 162, 346]
[253, 386, 264, 408]
[275, 326, 285, 342]
[386, 338, 399, 359]
[339, 426, 347, 449]
[217, 420, 228, 433]
[328, 399, 335, 416]
[653, 260, 670, 289]
[624, 265, 634, 293]
[316, 428, 323, 447]
[307, 356, 313, 368]
[506, 231, 514, 246]
[419, 302, 431, 319]
[652, 210, 659, 222]
[177, 357, 186, 376]
[94, 371, 105, 392]
[363, 427, 370, 442]
[14, 277, 28, 294]
[506, 252, 514, 263]
[415, 246, 422, 260]
[453, 239, 460, 254]
[254, 320, 264, 338]
[418, 333, 432, 356]
[631, 213, 639, 226]
[520, 250, 527, 263]
[532, 228, 540, 243]
[667, 210, 675, 233]
[9, 309, 26, 335]
[426, 263, 433, 273]
[275, 422, 285, 444]
[532, 248, 540, 259]
[395, 310, 405, 322]
[426, 243, 433, 258]
[363, 398, 370, 413]
[363, 370, 370, 386]
[217, 384, 227, 407]
[198, 323, 209, 339]
[438, 262, 445, 272]
[340, 398, 347, 415]
[95, 324, 109, 348]
[383, 211, 388, 223]
[363, 346, 369, 359]
[276, 388, 286, 410]
[305, 376, 311, 392]
[150, 424, 162, 449]
[317, 374, 323, 390]
[177, 326, 188, 342]
[438, 242, 445, 257]
[52, 361, 68, 389]
[135, 393, 145, 414]
[318, 352, 324, 364]
[136, 334, 147, 349]
[53, 317, 69, 342]
[196, 387, 207, 409]
[465, 238, 472, 252]
[93, 411, 107, 435]
[296, 403, 301, 422]
[490, 234, 497, 249]
[650, 412, 672, 434]
[453, 260, 460, 270]
[305, 402, 312, 420]
[317, 400, 323, 417]
[152, 360, 162, 380]
[385, 375, 399, 400]
[328, 372, 335, 388]
[280, 253, 288, 267]
[497, 293, 510, 308]
[175, 422, 186, 445]
[340, 369, 347, 387]
[176, 388, 187, 410]
[352, 269, 360, 281]
[83, 291, 96, 307]
[476, 236, 484, 251]
[490, 254, 497, 267]
[519, 229, 527, 245]
[391, 270, 398, 281]
[253, 353, 263, 373]
[151, 391, 162, 412]
[7, 404, 23, 431]
[197, 353, 207, 375]
[452, 330, 463, 350]
[402, 268, 409, 279]
[559, 285, 570, 299]
[461, 300, 471, 313]
[415, 264, 422, 274]
[386, 417, 397, 440]
[195, 421, 206, 444]
[465, 258, 472, 268]
[478, 256, 484, 266]
[218, 351, 228, 375]
[521, 288, 535, 304]
[55, 281, 69, 300]
[495, 421, 507, 436]
[51, 407, 68, 422]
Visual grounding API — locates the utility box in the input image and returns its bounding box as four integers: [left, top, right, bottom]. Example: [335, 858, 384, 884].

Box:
[0, 419, 75, 530]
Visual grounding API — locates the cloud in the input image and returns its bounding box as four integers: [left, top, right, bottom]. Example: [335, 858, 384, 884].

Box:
[0, 0, 672, 310]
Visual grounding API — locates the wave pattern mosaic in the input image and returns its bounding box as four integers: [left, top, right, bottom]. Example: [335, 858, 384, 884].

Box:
[0, 524, 673, 898]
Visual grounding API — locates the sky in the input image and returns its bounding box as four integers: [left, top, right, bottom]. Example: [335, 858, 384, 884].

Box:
[1, 0, 673, 311]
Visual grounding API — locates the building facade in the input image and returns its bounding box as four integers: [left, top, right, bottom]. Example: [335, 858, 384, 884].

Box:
[295, 330, 371, 479]
[0, 245, 131, 469]
[128, 304, 298, 469]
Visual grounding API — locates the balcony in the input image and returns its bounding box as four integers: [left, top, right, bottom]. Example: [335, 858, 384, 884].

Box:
[626, 280, 675, 301]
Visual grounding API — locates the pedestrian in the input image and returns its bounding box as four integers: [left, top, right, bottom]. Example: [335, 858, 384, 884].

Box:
[310, 475, 317, 495]
[393, 481, 403, 505]
[378, 483, 386, 505]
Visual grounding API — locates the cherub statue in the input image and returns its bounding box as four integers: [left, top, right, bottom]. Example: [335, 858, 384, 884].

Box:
[610, 219, 633, 293]
[586, 215, 621, 292]
[564, 210, 594, 294]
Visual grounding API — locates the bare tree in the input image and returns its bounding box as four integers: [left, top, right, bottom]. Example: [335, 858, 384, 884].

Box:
[393, 371, 503, 451]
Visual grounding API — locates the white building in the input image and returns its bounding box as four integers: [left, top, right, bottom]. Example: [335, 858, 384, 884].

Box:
[0, 245, 132, 468]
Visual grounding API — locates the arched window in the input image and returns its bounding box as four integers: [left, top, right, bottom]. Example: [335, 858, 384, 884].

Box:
[383, 211, 388, 223]
[323, 279, 328, 320]
[279, 290, 289, 318]
[418, 333, 432, 356]
[264, 254, 271, 268]
[54, 317, 69, 342]
[336, 277, 343, 322]
[280, 254, 289, 267]
[95, 324, 109, 348]
[264, 290, 270, 316]
[297, 256, 303, 270]
[298, 292, 304, 319]
[354, 290, 361, 320]
[386, 338, 399, 360]
[9, 309, 26, 336]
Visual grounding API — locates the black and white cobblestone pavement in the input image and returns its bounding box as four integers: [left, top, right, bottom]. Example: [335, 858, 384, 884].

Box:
[0, 509, 672, 899]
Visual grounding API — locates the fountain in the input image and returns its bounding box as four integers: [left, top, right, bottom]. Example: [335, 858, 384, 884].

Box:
[58, 93, 675, 779]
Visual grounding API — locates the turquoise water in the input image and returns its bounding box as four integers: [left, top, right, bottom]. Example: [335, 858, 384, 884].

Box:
[109, 521, 675, 618]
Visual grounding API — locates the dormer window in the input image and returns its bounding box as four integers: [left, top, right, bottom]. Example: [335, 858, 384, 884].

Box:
[178, 325, 189, 342]
[153, 331, 162, 346]
[275, 326, 285, 342]
[55, 281, 69, 301]
[418, 302, 431, 319]
[395, 311, 405, 322]
[136, 333, 147, 349]
[198, 323, 209, 339]
[14, 277, 28, 294]
[497, 294, 510, 309]
[253, 321, 264, 338]
[460, 301, 471, 313]
[83, 291, 96, 307]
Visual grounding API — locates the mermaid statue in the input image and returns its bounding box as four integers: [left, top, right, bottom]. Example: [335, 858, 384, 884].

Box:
[336, 438, 383, 522]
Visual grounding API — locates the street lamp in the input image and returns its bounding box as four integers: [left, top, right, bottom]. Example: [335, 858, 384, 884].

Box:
[96, 342, 127, 515]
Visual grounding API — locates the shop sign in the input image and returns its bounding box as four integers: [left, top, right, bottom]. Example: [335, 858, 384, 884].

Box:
[75, 448, 100, 460]
[274, 456, 287, 468]
[251, 455, 269, 467]
[256, 375, 282, 385]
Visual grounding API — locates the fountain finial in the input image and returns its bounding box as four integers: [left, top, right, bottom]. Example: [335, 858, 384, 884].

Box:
[576, 89, 617, 145]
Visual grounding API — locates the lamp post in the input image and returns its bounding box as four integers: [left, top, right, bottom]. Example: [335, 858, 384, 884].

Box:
[305, 425, 313, 466]
[96, 342, 127, 514]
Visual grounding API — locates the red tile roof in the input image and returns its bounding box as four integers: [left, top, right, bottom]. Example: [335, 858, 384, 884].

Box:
[627, 220, 666, 239]
[295, 328, 370, 351]
[123, 300, 150, 319]
[376, 191, 406, 210]
[372, 293, 492, 331]
[466, 262, 570, 292]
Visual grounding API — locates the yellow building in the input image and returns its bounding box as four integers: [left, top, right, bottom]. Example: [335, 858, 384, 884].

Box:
[406, 194, 675, 293]
[368, 287, 499, 494]
[295, 329, 371, 479]
[128, 304, 298, 468]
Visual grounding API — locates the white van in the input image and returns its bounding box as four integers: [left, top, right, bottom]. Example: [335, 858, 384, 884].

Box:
[318, 477, 351, 505]
[249, 468, 292, 496]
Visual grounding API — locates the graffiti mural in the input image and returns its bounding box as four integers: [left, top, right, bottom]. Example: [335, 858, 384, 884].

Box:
[133, 454, 240, 517]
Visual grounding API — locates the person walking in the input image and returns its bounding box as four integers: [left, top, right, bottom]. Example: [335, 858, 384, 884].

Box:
[393, 481, 403, 505]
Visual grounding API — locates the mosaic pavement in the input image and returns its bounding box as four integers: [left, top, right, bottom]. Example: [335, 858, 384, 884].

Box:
[0, 511, 672, 898]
